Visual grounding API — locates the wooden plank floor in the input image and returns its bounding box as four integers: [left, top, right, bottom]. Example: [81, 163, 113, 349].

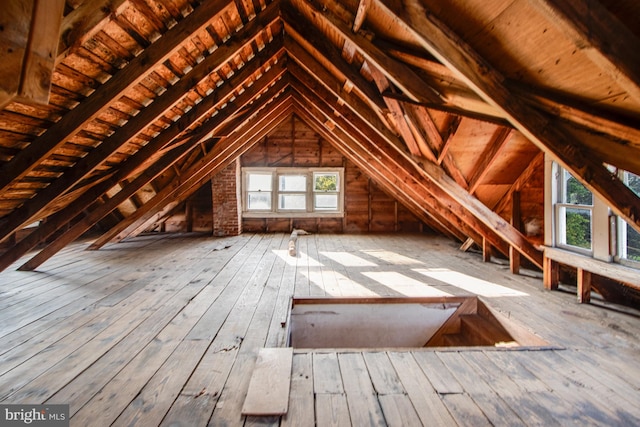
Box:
[1, 232, 640, 426]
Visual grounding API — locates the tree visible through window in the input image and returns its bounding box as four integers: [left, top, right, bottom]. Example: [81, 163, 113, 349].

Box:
[314, 172, 339, 210]
[621, 172, 640, 262]
[557, 168, 593, 251]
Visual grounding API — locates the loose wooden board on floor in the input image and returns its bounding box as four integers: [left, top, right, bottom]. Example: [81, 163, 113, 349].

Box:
[241, 347, 294, 416]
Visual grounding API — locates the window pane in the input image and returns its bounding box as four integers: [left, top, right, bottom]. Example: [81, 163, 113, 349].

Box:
[625, 223, 640, 261]
[315, 194, 338, 210]
[248, 173, 272, 191]
[279, 194, 306, 210]
[314, 173, 337, 191]
[563, 170, 592, 205]
[279, 175, 306, 192]
[248, 192, 271, 210]
[626, 171, 640, 196]
[562, 207, 592, 250]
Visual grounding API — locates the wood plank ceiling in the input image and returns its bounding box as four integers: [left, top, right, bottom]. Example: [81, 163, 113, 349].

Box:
[0, 0, 638, 272]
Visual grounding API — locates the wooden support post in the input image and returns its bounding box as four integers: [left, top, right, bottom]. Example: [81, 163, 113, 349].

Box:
[543, 254, 559, 290]
[577, 268, 592, 303]
[509, 246, 521, 275]
[482, 237, 491, 263]
[510, 191, 522, 274]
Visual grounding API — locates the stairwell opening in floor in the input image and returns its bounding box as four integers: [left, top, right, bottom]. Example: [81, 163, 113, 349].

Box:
[288, 296, 548, 348]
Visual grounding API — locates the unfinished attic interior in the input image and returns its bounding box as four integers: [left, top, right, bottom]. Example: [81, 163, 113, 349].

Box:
[1, 0, 640, 424]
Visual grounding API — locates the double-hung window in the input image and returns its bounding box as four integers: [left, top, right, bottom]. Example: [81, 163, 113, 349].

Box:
[243, 167, 343, 217]
[554, 165, 593, 253]
[617, 171, 640, 265]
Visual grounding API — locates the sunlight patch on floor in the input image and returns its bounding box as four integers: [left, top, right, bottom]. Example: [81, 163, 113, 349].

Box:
[414, 268, 529, 297]
[362, 271, 451, 297]
[273, 250, 323, 266]
[320, 251, 378, 267]
[359, 249, 424, 265]
[300, 269, 379, 297]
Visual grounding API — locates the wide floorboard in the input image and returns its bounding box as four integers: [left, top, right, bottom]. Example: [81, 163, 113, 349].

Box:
[1, 232, 639, 426]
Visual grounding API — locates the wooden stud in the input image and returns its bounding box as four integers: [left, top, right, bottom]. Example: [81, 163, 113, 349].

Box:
[543, 255, 559, 290]
[577, 268, 592, 304]
[482, 237, 492, 263]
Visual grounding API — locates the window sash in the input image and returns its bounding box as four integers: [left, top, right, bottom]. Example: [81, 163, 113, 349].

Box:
[555, 203, 593, 252]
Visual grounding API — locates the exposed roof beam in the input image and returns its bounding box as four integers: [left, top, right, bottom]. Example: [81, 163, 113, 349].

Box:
[406, 105, 467, 188]
[57, 0, 129, 63]
[1, 57, 287, 272]
[367, 65, 423, 157]
[0, 0, 65, 108]
[0, 21, 284, 244]
[289, 0, 441, 104]
[530, 0, 640, 104]
[386, 0, 640, 233]
[0, 0, 280, 196]
[16, 140, 197, 271]
[87, 79, 291, 250]
[281, 9, 388, 114]
[468, 127, 513, 194]
[385, 42, 640, 143]
[353, 0, 371, 32]
[293, 101, 466, 241]
[289, 63, 542, 267]
[284, 38, 400, 156]
[492, 152, 545, 214]
[289, 76, 509, 254]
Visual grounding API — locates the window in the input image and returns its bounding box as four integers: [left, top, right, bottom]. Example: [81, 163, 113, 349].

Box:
[554, 165, 593, 253]
[279, 174, 307, 210]
[243, 167, 343, 217]
[618, 171, 640, 264]
[313, 171, 339, 210]
[246, 172, 272, 210]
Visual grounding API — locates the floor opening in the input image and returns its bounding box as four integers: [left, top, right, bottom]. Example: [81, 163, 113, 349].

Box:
[288, 296, 547, 348]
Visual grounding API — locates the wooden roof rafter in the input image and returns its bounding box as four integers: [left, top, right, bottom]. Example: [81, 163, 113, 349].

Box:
[0, 45, 287, 272]
[0, 0, 258, 196]
[0, 7, 284, 245]
[286, 61, 542, 267]
[288, 76, 510, 256]
[382, 0, 640, 233]
[88, 82, 293, 251]
[288, 0, 442, 105]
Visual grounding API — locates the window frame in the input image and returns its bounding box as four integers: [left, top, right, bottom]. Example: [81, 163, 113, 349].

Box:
[553, 164, 594, 255]
[242, 167, 344, 218]
[615, 170, 640, 268]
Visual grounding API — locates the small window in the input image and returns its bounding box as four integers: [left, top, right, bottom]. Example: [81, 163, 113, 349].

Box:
[278, 175, 307, 211]
[554, 166, 593, 252]
[247, 173, 272, 210]
[618, 171, 640, 264]
[313, 172, 339, 211]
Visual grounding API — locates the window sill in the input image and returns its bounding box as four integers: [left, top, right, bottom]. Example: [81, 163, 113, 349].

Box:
[242, 212, 344, 219]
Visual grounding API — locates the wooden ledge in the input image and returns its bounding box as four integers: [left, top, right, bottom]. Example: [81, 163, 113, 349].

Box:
[544, 247, 640, 288]
[543, 246, 640, 303]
